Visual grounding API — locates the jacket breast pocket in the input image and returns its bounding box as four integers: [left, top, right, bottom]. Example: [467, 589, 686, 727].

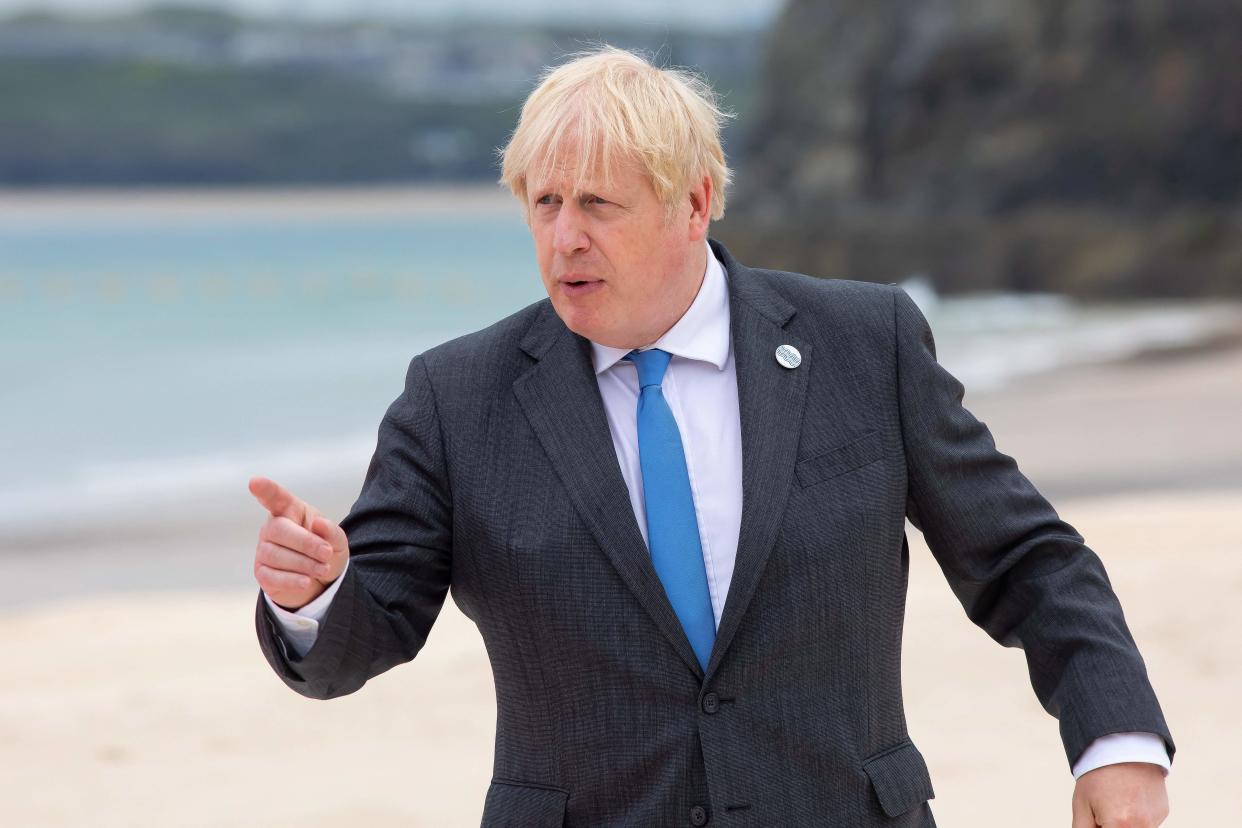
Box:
[861, 739, 936, 818]
[796, 428, 884, 488]
[481, 778, 568, 827]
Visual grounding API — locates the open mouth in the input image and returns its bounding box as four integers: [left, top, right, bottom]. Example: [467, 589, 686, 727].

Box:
[561, 278, 603, 295]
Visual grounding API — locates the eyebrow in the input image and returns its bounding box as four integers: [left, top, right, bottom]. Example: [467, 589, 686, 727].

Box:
[533, 187, 609, 200]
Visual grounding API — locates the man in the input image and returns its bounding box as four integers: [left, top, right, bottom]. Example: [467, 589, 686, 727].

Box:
[250, 47, 1174, 826]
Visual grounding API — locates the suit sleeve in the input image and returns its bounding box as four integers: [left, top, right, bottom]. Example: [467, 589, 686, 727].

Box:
[890, 285, 1175, 771]
[254, 354, 454, 700]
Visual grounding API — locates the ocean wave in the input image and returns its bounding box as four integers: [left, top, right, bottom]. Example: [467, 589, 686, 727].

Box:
[0, 433, 378, 535]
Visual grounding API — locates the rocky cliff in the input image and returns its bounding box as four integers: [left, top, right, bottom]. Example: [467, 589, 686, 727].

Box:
[719, 0, 1242, 297]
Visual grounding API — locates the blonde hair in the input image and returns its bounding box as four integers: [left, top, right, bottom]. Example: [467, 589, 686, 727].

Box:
[498, 45, 733, 222]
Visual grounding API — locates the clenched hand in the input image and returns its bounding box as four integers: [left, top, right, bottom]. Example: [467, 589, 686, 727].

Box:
[248, 476, 350, 611]
[1072, 762, 1169, 827]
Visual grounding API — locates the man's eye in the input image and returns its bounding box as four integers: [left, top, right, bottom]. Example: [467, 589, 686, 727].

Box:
[586, 196, 609, 205]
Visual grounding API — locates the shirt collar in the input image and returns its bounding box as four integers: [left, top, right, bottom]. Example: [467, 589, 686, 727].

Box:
[589, 241, 731, 375]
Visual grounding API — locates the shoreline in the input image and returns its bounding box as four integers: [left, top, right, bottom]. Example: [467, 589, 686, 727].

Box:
[4, 331, 1240, 551]
[0, 334, 1239, 619]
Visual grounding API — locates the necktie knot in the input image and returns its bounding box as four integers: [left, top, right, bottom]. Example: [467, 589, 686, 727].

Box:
[625, 348, 672, 389]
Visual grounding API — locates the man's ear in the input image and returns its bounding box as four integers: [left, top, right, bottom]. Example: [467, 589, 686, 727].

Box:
[687, 174, 713, 242]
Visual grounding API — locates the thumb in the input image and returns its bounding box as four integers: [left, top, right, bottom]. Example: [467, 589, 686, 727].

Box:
[310, 515, 349, 556]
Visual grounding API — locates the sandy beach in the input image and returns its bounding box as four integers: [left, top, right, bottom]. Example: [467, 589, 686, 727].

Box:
[2, 339, 1239, 826]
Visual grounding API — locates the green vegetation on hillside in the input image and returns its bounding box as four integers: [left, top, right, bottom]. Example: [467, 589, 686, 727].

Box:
[0, 57, 519, 184]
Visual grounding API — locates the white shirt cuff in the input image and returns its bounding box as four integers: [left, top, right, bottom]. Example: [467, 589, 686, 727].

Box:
[1071, 731, 1171, 779]
[262, 557, 349, 659]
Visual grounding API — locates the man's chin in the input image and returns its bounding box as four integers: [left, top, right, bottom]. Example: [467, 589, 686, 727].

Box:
[562, 318, 608, 344]
[550, 302, 603, 341]
[550, 302, 648, 349]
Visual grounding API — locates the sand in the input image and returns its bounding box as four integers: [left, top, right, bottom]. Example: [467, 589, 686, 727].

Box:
[2, 341, 1240, 827]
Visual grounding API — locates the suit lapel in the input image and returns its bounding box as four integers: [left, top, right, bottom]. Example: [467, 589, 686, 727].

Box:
[513, 303, 705, 679]
[705, 239, 810, 679]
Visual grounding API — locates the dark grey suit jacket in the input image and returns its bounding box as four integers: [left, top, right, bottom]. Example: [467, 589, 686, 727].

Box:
[255, 238, 1174, 826]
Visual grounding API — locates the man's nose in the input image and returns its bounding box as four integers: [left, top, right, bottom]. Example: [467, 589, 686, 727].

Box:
[552, 202, 590, 256]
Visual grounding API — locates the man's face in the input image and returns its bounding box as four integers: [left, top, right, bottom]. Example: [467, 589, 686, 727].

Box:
[525, 148, 709, 349]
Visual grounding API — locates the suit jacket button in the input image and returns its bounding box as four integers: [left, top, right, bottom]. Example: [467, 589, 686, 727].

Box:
[701, 693, 720, 714]
[690, 804, 709, 826]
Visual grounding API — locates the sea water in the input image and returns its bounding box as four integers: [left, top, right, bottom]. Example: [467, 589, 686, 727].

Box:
[0, 189, 1233, 534]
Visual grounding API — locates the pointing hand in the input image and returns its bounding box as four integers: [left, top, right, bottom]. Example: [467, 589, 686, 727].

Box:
[248, 476, 350, 610]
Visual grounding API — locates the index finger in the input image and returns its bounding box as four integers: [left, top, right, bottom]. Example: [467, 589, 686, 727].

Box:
[248, 476, 305, 522]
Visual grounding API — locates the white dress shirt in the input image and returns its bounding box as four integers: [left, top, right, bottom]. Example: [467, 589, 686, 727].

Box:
[264, 240, 1170, 780]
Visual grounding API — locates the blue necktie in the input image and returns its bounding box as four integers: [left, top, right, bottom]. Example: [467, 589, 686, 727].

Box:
[624, 348, 716, 671]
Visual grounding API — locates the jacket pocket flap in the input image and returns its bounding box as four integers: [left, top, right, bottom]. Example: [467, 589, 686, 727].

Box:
[482, 779, 568, 827]
[861, 740, 935, 818]
[796, 429, 884, 488]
